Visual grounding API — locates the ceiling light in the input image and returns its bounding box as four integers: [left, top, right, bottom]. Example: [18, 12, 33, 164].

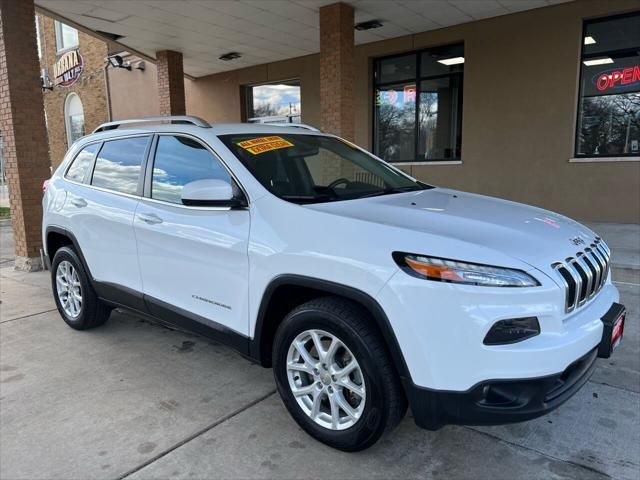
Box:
[437, 57, 465, 66]
[355, 20, 383, 31]
[583, 57, 614, 66]
[219, 52, 242, 61]
[584, 36, 596, 45]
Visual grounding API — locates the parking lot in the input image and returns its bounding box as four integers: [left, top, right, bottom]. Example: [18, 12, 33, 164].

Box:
[1, 219, 639, 480]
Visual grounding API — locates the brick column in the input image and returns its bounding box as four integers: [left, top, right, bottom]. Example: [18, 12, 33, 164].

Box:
[319, 3, 354, 141]
[0, 0, 51, 271]
[156, 50, 185, 116]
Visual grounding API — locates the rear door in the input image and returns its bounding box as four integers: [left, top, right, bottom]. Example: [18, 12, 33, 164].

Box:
[133, 133, 251, 338]
[64, 134, 151, 296]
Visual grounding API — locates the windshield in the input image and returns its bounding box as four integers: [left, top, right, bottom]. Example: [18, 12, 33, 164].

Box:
[218, 133, 429, 204]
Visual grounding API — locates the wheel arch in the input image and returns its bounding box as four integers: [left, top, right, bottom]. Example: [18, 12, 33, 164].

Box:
[45, 226, 92, 278]
[250, 274, 412, 383]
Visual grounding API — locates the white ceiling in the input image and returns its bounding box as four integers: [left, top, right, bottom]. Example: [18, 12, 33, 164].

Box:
[36, 0, 571, 78]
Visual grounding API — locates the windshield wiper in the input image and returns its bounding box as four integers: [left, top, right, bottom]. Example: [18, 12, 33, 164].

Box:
[279, 194, 335, 204]
[356, 186, 422, 199]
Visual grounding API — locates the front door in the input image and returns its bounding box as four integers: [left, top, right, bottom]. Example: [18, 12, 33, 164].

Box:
[133, 134, 251, 338]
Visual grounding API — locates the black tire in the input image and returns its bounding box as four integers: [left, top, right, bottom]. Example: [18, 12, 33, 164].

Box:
[272, 296, 407, 451]
[51, 246, 111, 330]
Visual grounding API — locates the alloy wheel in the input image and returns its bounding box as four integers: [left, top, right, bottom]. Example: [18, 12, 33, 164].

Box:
[56, 260, 82, 318]
[286, 329, 366, 430]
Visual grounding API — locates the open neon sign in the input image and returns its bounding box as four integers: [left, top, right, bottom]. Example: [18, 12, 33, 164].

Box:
[595, 65, 640, 91]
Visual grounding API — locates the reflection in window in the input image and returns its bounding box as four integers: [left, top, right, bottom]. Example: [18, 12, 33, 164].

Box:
[66, 143, 98, 183]
[418, 76, 463, 161]
[374, 44, 464, 162]
[91, 136, 149, 195]
[55, 21, 78, 51]
[246, 81, 301, 124]
[375, 82, 416, 162]
[576, 13, 640, 157]
[152, 136, 231, 204]
[64, 93, 85, 146]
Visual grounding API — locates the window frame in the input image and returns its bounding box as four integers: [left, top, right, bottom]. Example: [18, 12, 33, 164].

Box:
[54, 20, 79, 53]
[573, 11, 640, 161]
[87, 134, 152, 197]
[63, 141, 101, 184]
[141, 132, 249, 210]
[64, 92, 85, 148]
[372, 44, 465, 164]
[243, 79, 302, 124]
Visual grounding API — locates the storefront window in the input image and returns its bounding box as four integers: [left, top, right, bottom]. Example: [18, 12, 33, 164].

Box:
[64, 93, 85, 146]
[374, 44, 463, 163]
[576, 13, 640, 158]
[245, 81, 301, 124]
[55, 21, 79, 52]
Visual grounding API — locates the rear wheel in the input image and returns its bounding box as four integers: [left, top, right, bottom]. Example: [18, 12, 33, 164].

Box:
[51, 246, 111, 330]
[272, 297, 406, 451]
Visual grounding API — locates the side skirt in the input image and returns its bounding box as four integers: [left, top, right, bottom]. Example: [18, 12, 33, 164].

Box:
[94, 281, 253, 360]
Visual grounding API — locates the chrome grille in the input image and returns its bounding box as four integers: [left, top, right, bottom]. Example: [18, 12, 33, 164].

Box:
[552, 238, 610, 313]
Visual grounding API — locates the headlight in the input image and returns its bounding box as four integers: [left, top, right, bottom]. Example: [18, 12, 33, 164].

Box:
[393, 252, 540, 287]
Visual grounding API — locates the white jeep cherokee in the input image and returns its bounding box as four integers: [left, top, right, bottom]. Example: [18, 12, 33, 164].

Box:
[42, 116, 625, 451]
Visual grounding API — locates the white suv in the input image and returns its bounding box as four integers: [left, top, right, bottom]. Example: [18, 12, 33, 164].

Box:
[42, 116, 625, 451]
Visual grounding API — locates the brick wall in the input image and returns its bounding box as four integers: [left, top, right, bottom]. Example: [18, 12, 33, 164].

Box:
[38, 15, 108, 168]
[157, 50, 185, 116]
[319, 3, 354, 141]
[0, 0, 51, 265]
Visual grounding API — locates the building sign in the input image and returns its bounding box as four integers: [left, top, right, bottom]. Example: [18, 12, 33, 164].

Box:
[595, 65, 640, 92]
[53, 50, 83, 87]
[376, 85, 416, 106]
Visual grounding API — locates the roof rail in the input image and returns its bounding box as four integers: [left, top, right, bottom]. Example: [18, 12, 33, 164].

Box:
[282, 123, 321, 132]
[93, 115, 211, 133]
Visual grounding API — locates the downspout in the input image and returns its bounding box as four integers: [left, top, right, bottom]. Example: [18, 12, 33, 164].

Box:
[103, 62, 112, 121]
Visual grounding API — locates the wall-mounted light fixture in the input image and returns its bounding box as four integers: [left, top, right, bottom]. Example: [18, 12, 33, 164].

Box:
[219, 52, 242, 61]
[107, 54, 131, 70]
[355, 20, 383, 31]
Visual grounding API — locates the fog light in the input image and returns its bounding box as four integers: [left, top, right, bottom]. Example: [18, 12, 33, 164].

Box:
[483, 317, 540, 345]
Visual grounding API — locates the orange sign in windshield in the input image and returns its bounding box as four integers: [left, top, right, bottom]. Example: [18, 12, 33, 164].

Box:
[237, 136, 294, 155]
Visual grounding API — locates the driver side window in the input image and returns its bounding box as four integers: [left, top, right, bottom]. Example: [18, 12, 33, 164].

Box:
[151, 135, 231, 204]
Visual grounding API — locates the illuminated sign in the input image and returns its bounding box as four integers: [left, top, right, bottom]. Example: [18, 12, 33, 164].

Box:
[376, 86, 416, 106]
[594, 65, 640, 92]
[53, 50, 83, 87]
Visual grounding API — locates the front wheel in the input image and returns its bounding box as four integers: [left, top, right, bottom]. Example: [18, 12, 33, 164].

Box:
[272, 297, 407, 451]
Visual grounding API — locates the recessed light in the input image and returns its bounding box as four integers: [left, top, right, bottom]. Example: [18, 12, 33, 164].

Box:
[437, 57, 465, 66]
[584, 36, 596, 45]
[583, 57, 614, 66]
[355, 20, 383, 31]
[219, 52, 242, 61]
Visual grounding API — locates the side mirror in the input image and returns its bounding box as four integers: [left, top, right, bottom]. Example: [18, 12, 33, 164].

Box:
[181, 179, 246, 208]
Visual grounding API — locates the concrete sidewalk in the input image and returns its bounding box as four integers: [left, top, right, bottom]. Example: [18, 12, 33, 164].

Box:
[1, 221, 639, 479]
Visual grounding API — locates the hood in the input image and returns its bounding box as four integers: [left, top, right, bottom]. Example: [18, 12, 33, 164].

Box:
[305, 187, 598, 274]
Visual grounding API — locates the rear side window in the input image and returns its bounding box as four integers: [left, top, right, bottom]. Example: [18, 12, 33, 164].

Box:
[65, 143, 99, 183]
[151, 135, 232, 204]
[91, 136, 149, 195]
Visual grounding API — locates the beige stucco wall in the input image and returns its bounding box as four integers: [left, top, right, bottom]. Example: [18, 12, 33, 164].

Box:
[108, 57, 160, 119]
[108, 0, 640, 223]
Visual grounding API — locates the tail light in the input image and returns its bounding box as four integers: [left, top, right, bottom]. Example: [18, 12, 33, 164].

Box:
[42, 179, 50, 193]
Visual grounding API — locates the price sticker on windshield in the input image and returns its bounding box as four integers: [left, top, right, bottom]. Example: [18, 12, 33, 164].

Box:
[237, 136, 294, 155]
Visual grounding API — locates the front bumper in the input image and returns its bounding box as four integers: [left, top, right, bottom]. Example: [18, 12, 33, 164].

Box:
[406, 346, 597, 430]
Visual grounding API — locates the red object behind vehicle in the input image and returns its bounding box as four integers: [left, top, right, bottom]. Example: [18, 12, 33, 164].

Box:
[42, 179, 50, 193]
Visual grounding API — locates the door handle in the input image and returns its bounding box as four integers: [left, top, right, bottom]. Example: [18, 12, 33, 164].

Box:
[70, 197, 87, 208]
[138, 213, 163, 225]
